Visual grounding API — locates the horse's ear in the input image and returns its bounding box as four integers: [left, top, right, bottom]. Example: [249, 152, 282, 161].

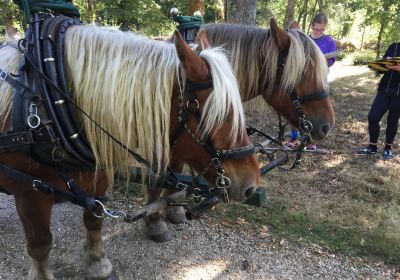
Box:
[195, 29, 211, 51]
[270, 18, 290, 52]
[174, 30, 209, 81]
[288, 20, 300, 30]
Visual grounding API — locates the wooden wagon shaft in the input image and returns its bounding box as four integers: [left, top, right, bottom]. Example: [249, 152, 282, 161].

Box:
[125, 166, 266, 207]
[124, 190, 188, 222]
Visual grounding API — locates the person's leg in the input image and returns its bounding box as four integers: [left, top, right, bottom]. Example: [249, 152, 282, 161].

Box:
[286, 128, 299, 148]
[291, 129, 298, 141]
[358, 92, 389, 154]
[383, 94, 400, 159]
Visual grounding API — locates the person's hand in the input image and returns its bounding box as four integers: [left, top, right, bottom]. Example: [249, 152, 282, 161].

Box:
[386, 63, 400, 72]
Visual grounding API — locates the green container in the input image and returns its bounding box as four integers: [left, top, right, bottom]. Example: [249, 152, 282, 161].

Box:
[244, 187, 266, 207]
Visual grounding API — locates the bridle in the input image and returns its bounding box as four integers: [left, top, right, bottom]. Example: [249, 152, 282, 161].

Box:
[277, 51, 330, 169]
[171, 73, 255, 200]
[290, 89, 329, 143]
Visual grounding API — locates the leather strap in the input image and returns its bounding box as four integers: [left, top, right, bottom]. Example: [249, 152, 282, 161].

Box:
[0, 162, 101, 211]
[0, 131, 34, 152]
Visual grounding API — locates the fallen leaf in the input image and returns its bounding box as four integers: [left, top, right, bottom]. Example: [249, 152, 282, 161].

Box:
[259, 225, 269, 238]
[236, 217, 247, 225]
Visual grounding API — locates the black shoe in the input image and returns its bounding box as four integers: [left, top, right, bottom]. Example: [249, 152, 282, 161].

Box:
[383, 149, 393, 160]
[357, 146, 377, 155]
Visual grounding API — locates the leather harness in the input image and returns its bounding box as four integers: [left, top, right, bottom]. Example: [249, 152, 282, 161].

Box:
[0, 13, 258, 213]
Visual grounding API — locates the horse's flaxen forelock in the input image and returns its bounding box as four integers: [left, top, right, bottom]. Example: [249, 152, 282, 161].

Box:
[203, 24, 328, 102]
[198, 47, 245, 144]
[285, 29, 328, 91]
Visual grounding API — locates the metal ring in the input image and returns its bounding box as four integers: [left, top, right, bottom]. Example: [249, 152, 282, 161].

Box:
[27, 115, 41, 129]
[93, 200, 126, 219]
[215, 174, 231, 189]
[186, 99, 200, 111]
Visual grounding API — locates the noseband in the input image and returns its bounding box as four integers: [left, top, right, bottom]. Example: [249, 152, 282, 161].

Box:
[172, 77, 254, 197]
[290, 89, 329, 142]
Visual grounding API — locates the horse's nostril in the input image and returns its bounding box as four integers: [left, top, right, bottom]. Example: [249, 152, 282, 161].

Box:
[244, 186, 256, 199]
[322, 125, 330, 135]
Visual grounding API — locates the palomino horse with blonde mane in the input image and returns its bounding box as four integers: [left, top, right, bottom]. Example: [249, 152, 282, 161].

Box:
[0, 23, 259, 279]
[157, 19, 335, 229]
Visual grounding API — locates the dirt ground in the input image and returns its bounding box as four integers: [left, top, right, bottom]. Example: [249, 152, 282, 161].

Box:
[1, 58, 399, 279]
[0, 194, 397, 280]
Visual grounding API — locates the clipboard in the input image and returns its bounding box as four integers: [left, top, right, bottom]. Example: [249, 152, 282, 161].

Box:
[324, 50, 342, 59]
[367, 57, 400, 73]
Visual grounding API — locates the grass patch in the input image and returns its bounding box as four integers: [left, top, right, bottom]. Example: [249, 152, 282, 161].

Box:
[221, 199, 400, 266]
[241, 63, 400, 268]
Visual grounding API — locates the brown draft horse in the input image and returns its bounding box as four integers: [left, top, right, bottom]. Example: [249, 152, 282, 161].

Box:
[0, 26, 259, 279]
[202, 19, 335, 139]
[156, 19, 336, 230]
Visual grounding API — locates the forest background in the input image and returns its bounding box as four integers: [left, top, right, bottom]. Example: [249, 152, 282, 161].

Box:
[1, 0, 400, 59]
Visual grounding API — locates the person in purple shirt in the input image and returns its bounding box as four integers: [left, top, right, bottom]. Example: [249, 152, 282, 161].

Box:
[310, 12, 337, 68]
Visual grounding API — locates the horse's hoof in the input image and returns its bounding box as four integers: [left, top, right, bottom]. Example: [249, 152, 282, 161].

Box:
[86, 269, 118, 280]
[167, 205, 187, 224]
[86, 257, 113, 280]
[146, 220, 171, 243]
[103, 270, 119, 280]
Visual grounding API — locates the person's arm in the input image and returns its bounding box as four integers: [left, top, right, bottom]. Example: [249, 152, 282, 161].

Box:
[382, 43, 400, 72]
[326, 36, 336, 67]
[386, 64, 400, 72]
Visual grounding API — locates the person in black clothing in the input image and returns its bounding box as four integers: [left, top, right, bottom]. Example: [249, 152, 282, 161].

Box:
[357, 42, 400, 160]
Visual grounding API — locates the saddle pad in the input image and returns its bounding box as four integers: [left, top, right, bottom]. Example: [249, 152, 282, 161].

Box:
[367, 57, 400, 72]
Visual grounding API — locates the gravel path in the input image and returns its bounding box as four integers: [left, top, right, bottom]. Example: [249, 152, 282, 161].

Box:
[1, 194, 398, 280]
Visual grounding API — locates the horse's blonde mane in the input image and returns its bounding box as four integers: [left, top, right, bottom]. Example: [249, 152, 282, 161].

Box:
[0, 42, 20, 131]
[63, 25, 243, 182]
[202, 24, 328, 101]
[197, 47, 244, 140]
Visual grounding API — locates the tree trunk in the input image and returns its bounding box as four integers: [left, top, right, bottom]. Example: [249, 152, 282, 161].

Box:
[298, 0, 308, 30]
[284, 0, 296, 28]
[188, 0, 204, 16]
[376, 21, 385, 59]
[306, 0, 318, 34]
[224, 0, 228, 21]
[226, 0, 257, 25]
[86, 0, 100, 24]
[360, 26, 365, 51]
[3, 8, 19, 40]
[317, 0, 325, 11]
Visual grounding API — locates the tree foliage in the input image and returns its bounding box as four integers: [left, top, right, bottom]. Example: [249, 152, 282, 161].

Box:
[1, 0, 399, 54]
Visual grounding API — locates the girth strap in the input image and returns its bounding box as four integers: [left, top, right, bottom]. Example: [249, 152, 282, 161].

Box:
[0, 162, 101, 211]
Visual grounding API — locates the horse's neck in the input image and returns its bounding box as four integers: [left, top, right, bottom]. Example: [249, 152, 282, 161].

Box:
[237, 60, 269, 103]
